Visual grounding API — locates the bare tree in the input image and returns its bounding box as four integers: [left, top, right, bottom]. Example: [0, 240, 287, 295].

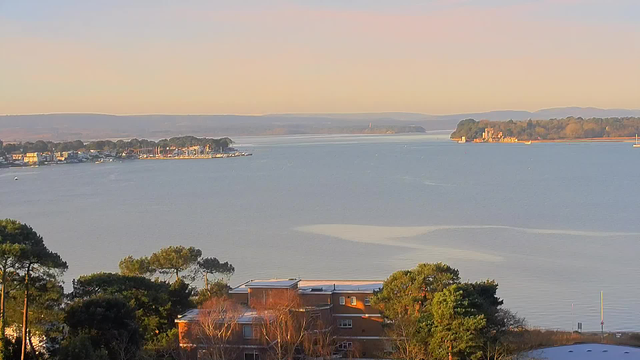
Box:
[112, 329, 140, 360]
[482, 309, 528, 360]
[197, 297, 245, 360]
[302, 316, 334, 360]
[256, 290, 310, 360]
[384, 316, 426, 360]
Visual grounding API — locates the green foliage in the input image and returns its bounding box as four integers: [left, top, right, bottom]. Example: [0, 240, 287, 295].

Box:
[373, 262, 460, 320]
[119, 256, 155, 277]
[0, 135, 234, 154]
[58, 334, 109, 360]
[141, 328, 181, 360]
[451, 116, 640, 141]
[374, 263, 519, 360]
[0, 219, 67, 360]
[5, 274, 66, 340]
[430, 286, 486, 360]
[1, 337, 41, 360]
[68, 272, 195, 359]
[65, 295, 141, 360]
[167, 278, 195, 322]
[70, 273, 175, 342]
[149, 246, 202, 281]
[194, 280, 232, 306]
[198, 257, 235, 280]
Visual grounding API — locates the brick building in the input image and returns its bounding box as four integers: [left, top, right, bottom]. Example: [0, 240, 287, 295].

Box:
[177, 279, 389, 360]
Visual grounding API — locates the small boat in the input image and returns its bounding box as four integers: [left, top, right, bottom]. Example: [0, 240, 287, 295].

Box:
[525, 141, 532, 145]
[14, 177, 18, 181]
[634, 134, 640, 148]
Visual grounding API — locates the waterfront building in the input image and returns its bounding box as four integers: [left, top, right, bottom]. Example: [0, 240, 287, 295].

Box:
[177, 278, 387, 360]
[56, 151, 79, 162]
[23, 152, 45, 165]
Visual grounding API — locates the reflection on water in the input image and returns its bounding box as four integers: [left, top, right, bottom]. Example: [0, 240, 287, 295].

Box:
[1, 134, 639, 331]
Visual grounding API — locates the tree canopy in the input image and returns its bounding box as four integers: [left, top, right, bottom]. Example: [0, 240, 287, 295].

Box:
[64, 295, 141, 360]
[118, 256, 155, 277]
[148, 246, 202, 282]
[373, 263, 514, 360]
[0, 219, 67, 360]
[450, 116, 640, 141]
[0, 135, 234, 155]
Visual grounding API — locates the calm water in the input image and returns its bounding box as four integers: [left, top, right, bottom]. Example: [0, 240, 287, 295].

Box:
[1, 133, 640, 331]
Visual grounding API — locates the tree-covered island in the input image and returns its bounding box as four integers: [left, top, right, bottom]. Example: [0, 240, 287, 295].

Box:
[451, 117, 640, 142]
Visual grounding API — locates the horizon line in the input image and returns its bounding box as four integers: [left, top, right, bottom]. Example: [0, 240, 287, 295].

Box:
[2, 106, 640, 118]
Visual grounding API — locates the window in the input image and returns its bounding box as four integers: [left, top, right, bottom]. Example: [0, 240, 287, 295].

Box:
[244, 352, 260, 360]
[243, 325, 255, 339]
[350, 297, 357, 306]
[337, 342, 353, 350]
[364, 297, 371, 306]
[338, 319, 353, 328]
[339, 296, 345, 305]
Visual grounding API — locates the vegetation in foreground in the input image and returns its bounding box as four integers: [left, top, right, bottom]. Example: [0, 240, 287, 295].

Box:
[451, 117, 640, 141]
[0, 219, 638, 360]
[0, 219, 234, 360]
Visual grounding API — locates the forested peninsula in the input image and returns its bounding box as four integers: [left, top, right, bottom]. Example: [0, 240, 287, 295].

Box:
[0, 135, 234, 154]
[451, 117, 640, 142]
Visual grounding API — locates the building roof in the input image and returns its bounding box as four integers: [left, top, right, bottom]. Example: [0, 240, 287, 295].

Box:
[176, 308, 270, 324]
[523, 344, 640, 359]
[229, 279, 383, 294]
[245, 279, 300, 288]
[298, 280, 383, 293]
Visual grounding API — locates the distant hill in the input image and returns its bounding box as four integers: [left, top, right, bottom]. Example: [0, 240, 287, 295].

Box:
[2, 107, 639, 141]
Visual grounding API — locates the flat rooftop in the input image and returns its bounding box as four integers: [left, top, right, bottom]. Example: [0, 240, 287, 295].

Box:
[176, 308, 271, 323]
[245, 279, 300, 288]
[230, 279, 383, 294]
[299, 280, 383, 293]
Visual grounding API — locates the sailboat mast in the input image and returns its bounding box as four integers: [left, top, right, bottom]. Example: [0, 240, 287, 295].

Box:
[600, 291, 604, 338]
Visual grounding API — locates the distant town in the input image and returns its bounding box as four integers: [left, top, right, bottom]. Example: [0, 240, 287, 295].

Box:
[0, 135, 250, 168]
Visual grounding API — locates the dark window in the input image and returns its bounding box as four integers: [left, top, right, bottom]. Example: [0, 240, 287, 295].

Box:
[245, 352, 260, 360]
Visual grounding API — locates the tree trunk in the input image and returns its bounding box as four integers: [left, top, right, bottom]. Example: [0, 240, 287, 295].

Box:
[1, 262, 7, 340]
[28, 328, 38, 360]
[0, 267, 5, 357]
[21, 265, 30, 360]
[204, 273, 208, 290]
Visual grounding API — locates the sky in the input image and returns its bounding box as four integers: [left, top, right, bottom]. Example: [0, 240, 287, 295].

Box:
[1, 0, 639, 115]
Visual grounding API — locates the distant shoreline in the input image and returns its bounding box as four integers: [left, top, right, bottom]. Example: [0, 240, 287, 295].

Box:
[452, 136, 638, 144]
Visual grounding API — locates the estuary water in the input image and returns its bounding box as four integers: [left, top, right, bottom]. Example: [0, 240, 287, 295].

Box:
[1, 133, 640, 331]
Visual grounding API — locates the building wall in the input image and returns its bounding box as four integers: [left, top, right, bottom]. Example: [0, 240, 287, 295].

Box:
[300, 293, 332, 306]
[186, 287, 387, 359]
[248, 288, 296, 307]
[331, 292, 385, 357]
[179, 320, 269, 360]
[229, 292, 248, 305]
[23, 153, 43, 164]
[331, 293, 378, 315]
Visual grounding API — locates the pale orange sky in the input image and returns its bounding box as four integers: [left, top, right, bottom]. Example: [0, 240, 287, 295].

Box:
[1, 1, 639, 115]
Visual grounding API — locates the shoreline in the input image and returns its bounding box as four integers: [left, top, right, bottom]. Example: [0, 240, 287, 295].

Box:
[452, 136, 639, 144]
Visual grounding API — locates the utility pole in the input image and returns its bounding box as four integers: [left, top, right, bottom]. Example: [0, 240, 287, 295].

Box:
[600, 291, 604, 341]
